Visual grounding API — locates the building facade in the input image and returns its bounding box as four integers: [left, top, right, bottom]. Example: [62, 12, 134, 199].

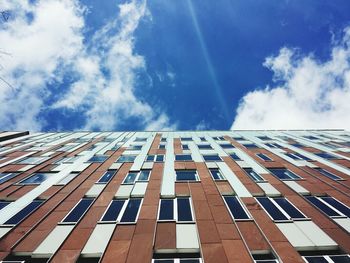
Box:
[0, 130, 349, 263]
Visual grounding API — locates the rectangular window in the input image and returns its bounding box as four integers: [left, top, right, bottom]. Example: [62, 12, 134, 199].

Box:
[285, 152, 311, 161]
[182, 144, 189, 150]
[230, 153, 242, 161]
[62, 198, 94, 223]
[220, 144, 234, 149]
[315, 168, 342, 181]
[120, 198, 142, 223]
[88, 155, 108, 163]
[101, 199, 126, 221]
[4, 200, 43, 225]
[197, 144, 212, 149]
[315, 152, 338, 159]
[122, 170, 151, 184]
[97, 170, 116, 184]
[303, 255, 350, 263]
[244, 143, 259, 149]
[306, 196, 350, 218]
[153, 258, 202, 263]
[161, 138, 167, 142]
[257, 136, 271, 141]
[156, 155, 164, 162]
[176, 170, 199, 182]
[256, 153, 272, 161]
[0, 173, 19, 184]
[268, 168, 301, 180]
[147, 155, 165, 162]
[159, 144, 166, 149]
[257, 197, 306, 221]
[177, 198, 193, 221]
[181, 137, 192, 142]
[158, 198, 193, 222]
[175, 155, 192, 161]
[243, 168, 264, 182]
[0, 201, 11, 210]
[19, 173, 54, 185]
[135, 137, 147, 142]
[209, 169, 225, 180]
[128, 145, 142, 150]
[223, 196, 250, 220]
[203, 155, 222, 161]
[199, 137, 206, 141]
[265, 143, 281, 148]
[117, 155, 137, 163]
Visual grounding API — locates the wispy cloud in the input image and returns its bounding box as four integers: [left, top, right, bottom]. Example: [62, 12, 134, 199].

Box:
[0, 0, 174, 131]
[232, 27, 350, 130]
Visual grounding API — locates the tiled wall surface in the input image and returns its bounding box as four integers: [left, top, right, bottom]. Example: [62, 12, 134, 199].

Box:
[0, 130, 349, 263]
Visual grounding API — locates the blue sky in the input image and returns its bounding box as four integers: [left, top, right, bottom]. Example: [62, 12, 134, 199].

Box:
[1, 0, 350, 131]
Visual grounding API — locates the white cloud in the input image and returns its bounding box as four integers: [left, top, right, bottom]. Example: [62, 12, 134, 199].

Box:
[0, 0, 174, 131]
[231, 27, 350, 130]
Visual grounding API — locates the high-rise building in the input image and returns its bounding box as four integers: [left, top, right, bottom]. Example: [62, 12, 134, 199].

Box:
[0, 130, 349, 263]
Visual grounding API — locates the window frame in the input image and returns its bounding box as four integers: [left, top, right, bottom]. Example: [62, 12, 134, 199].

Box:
[3, 200, 44, 226]
[223, 195, 252, 221]
[175, 154, 193, 162]
[243, 168, 265, 182]
[256, 153, 272, 161]
[152, 259, 203, 263]
[96, 170, 117, 184]
[209, 168, 225, 181]
[303, 255, 350, 263]
[203, 154, 222, 162]
[17, 172, 55, 185]
[306, 196, 349, 219]
[116, 155, 137, 163]
[175, 170, 200, 182]
[268, 168, 303, 181]
[122, 170, 151, 185]
[157, 197, 195, 223]
[315, 168, 343, 181]
[257, 197, 308, 222]
[60, 198, 95, 225]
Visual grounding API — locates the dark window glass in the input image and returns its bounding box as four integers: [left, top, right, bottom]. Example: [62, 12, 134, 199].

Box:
[197, 144, 212, 149]
[0, 201, 11, 210]
[98, 170, 116, 183]
[243, 168, 264, 182]
[230, 153, 241, 161]
[177, 198, 193, 221]
[156, 155, 164, 162]
[147, 155, 155, 161]
[63, 198, 94, 223]
[135, 137, 147, 142]
[304, 256, 329, 263]
[176, 170, 197, 181]
[88, 155, 108, 163]
[330, 255, 350, 263]
[306, 196, 341, 217]
[182, 144, 189, 150]
[128, 145, 142, 150]
[258, 136, 270, 141]
[210, 169, 224, 180]
[200, 137, 206, 141]
[244, 144, 258, 149]
[315, 152, 338, 159]
[266, 143, 280, 148]
[117, 155, 136, 163]
[257, 197, 288, 221]
[101, 200, 125, 221]
[315, 168, 342, 180]
[159, 199, 174, 220]
[154, 260, 174, 263]
[220, 144, 234, 149]
[224, 196, 250, 219]
[274, 198, 305, 219]
[161, 138, 167, 142]
[256, 153, 272, 161]
[123, 173, 137, 184]
[180, 260, 201, 263]
[203, 155, 222, 161]
[120, 199, 142, 222]
[321, 197, 350, 217]
[159, 145, 166, 149]
[4, 200, 43, 225]
[138, 170, 151, 181]
[181, 137, 192, 141]
[286, 152, 311, 161]
[20, 173, 52, 184]
[269, 168, 301, 180]
[175, 155, 192, 161]
[304, 136, 319, 140]
[0, 173, 18, 184]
